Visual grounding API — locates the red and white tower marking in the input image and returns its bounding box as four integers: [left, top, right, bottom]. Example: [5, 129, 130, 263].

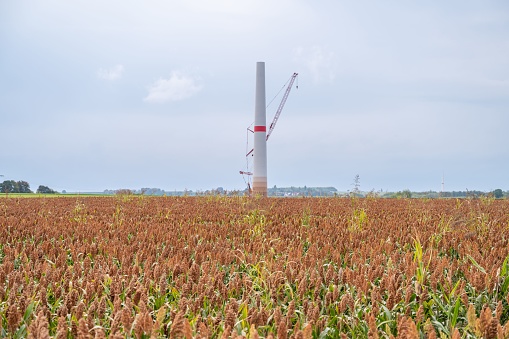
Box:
[252, 62, 268, 196]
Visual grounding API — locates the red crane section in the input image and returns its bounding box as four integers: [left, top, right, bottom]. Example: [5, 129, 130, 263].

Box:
[266, 72, 298, 141]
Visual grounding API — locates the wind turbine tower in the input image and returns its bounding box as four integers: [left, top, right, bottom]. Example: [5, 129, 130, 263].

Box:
[239, 67, 298, 196]
[252, 62, 268, 196]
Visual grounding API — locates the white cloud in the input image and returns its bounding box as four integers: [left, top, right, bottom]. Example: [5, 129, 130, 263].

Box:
[294, 46, 337, 85]
[97, 64, 124, 81]
[144, 71, 203, 103]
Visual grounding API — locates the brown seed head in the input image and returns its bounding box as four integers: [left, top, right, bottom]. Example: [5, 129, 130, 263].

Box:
[55, 316, 67, 339]
[277, 319, 287, 339]
[77, 317, 91, 339]
[484, 317, 498, 339]
[366, 312, 378, 339]
[7, 304, 21, 334]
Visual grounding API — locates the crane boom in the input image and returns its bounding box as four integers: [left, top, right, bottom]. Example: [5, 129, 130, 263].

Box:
[244, 72, 298, 157]
[266, 72, 298, 141]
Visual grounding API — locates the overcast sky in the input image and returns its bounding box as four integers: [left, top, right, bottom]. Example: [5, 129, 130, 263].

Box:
[1, 1, 508, 193]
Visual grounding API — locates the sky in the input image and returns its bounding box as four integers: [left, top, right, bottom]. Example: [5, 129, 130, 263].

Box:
[1, 1, 508, 193]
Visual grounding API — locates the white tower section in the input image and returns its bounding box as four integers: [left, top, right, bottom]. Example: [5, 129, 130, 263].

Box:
[252, 62, 268, 196]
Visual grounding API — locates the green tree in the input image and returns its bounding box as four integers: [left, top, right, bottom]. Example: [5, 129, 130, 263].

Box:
[0, 180, 15, 193]
[17, 180, 32, 193]
[401, 189, 412, 198]
[393, 189, 412, 198]
[493, 189, 503, 199]
[37, 185, 57, 194]
[0, 180, 33, 193]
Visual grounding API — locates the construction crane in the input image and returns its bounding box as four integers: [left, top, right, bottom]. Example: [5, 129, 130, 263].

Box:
[266, 72, 298, 142]
[240, 72, 298, 190]
[244, 72, 298, 158]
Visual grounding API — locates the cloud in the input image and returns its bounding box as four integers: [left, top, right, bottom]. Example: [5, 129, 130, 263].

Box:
[97, 64, 124, 81]
[144, 71, 203, 103]
[294, 46, 337, 84]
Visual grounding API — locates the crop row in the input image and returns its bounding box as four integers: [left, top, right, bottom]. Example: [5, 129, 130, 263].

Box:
[0, 196, 508, 338]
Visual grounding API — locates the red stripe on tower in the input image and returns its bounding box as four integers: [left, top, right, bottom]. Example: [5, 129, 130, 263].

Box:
[254, 126, 266, 132]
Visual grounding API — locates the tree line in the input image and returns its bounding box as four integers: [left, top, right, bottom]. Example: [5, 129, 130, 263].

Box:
[0, 180, 57, 194]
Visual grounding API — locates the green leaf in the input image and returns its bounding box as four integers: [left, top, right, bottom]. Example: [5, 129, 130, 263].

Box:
[239, 303, 249, 330]
[22, 301, 36, 323]
[500, 275, 509, 295]
[501, 254, 509, 277]
[380, 305, 391, 319]
[450, 297, 460, 329]
[318, 327, 333, 339]
[14, 324, 27, 339]
[431, 318, 449, 335]
[105, 298, 114, 313]
[449, 280, 461, 299]
[431, 293, 447, 313]
[466, 255, 486, 274]
[413, 237, 423, 263]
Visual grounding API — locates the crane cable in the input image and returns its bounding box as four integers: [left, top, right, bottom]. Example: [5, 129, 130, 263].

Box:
[243, 126, 253, 186]
[266, 74, 295, 110]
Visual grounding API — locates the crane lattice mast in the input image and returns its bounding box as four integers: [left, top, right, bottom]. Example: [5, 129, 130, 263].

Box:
[266, 72, 298, 141]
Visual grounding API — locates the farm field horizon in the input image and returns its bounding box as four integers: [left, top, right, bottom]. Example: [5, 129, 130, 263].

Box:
[1, 196, 508, 338]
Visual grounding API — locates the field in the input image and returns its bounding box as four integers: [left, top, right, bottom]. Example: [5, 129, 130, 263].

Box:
[1, 196, 508, 338]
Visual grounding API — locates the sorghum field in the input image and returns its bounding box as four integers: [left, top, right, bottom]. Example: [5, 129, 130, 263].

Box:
[1, 196, 509, 339]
